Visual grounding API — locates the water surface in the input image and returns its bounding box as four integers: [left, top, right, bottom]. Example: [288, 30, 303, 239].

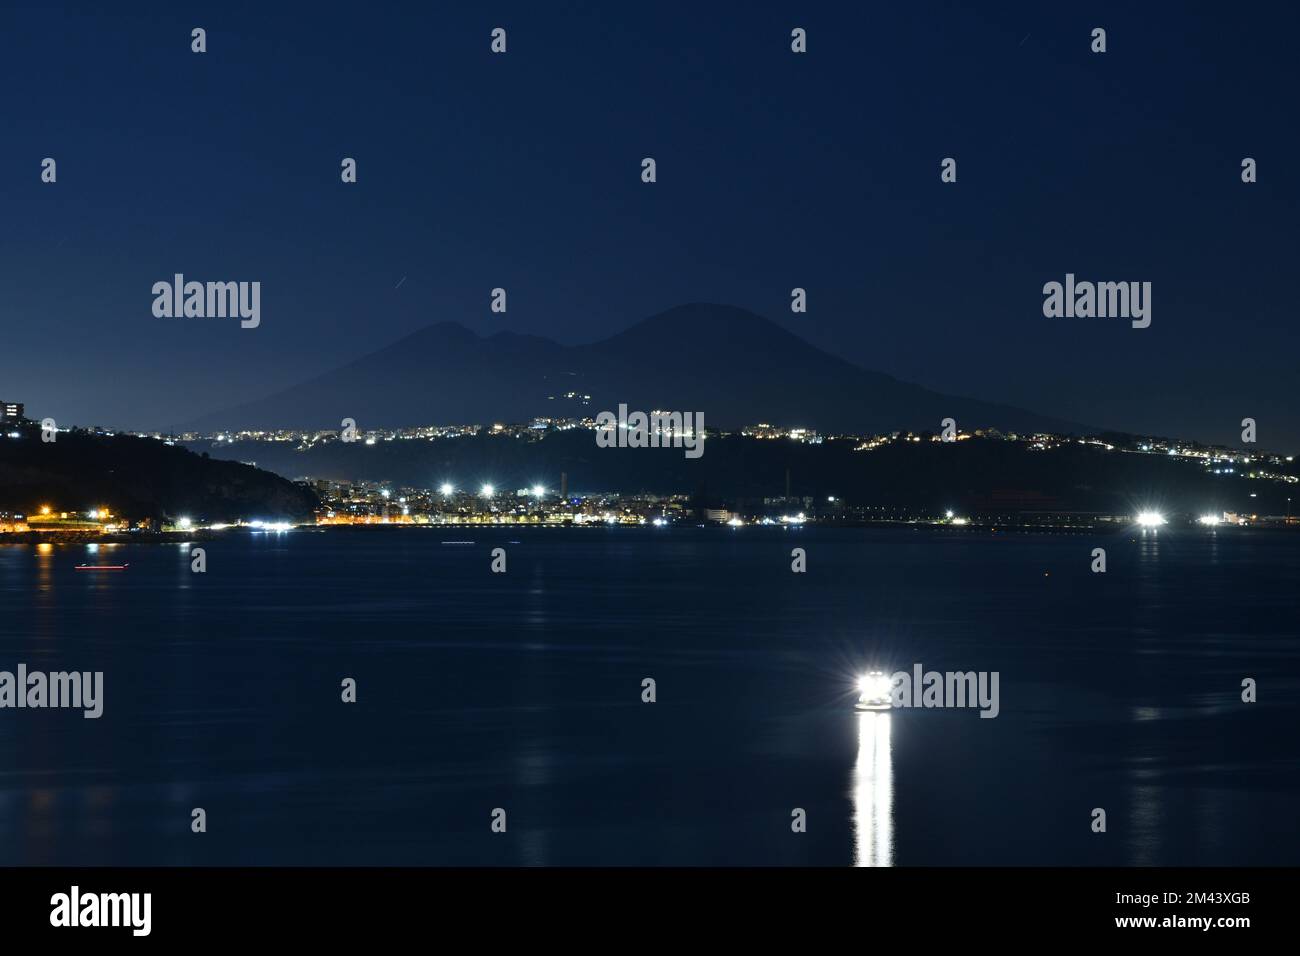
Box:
[1, 526, 1296, 865]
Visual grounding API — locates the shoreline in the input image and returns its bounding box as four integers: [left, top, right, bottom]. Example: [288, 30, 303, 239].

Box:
[1, 520, 1294, 546]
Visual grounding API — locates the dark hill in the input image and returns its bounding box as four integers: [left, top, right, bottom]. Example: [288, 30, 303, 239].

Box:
[0, 425, 318, 523]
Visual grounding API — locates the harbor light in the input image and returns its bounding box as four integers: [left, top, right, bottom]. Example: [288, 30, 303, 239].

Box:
[439, 483, 454, 496]
[1198, 514, 1221, 526]
[1136, 511, 1166, 527]
[480, 484, 495, 497]
[177, 517, 193, 530]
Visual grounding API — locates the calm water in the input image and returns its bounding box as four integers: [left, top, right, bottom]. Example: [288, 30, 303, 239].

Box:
[0, 526, 1297, 866]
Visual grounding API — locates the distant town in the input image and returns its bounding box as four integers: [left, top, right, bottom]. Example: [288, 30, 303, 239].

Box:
[2, 399, 1296, 537]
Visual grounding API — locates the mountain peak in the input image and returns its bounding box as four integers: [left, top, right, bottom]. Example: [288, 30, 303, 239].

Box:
[603, 302, 790, 343]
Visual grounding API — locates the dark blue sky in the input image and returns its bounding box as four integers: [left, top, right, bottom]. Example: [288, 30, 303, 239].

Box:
[3, 1, 1297, 449]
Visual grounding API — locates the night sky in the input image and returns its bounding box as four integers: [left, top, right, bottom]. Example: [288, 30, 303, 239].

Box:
[4, 2, 1297, 449]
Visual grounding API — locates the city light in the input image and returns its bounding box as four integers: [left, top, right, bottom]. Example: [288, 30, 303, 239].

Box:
[480, 484, 495, 497]
[1198, 514, 1221, 526]
[945, 510, 954, 519]
[250, 520, 292, 532]
[439, 483, 454, 496]
[177, 517, 193, 530]
[531, 485, 545, 498]
[1136, 511, 1166, 527]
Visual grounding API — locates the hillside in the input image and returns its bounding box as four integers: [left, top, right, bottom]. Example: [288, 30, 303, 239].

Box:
[0, 425, 318, 523]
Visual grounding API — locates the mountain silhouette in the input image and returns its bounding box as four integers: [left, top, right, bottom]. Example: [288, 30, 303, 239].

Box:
[186, 304, 1082, 435]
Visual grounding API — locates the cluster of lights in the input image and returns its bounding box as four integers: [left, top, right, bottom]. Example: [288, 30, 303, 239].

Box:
[248, 520, 292, 532]
[436, 482, 548, 499]
[1136, 511, 1167, 527]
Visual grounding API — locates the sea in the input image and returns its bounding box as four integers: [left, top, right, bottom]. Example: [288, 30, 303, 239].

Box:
[1, 525, 1297, 865]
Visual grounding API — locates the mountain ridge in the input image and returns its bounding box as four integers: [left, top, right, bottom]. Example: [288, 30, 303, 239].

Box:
[185, 304, 1085, 435]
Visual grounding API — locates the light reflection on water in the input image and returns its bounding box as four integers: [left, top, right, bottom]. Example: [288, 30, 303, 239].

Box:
[852, 712, 893, 867]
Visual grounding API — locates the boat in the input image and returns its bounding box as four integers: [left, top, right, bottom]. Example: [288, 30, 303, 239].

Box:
[855, 671, 893, 711]
[75, 563, 129, 571]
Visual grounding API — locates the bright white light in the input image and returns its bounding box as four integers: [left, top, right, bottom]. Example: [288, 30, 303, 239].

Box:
[727, 517, 744, 527]
[952, 517, 969, 526]
[178, 517, 193, 530]
[1198, 514, 1221, 526]
[857, 672, 893, 701]
[652, 517, 667, 527]
[481, 484, 495, 497]
[945, 510, 954, 519]
[88, 510, 100, 520]
[1136, 511, 1166, 527]
[531, 485, 545, 498]
[439, 483, 454, 496]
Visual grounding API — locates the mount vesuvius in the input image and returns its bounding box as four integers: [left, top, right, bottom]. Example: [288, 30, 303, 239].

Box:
[186, 304, 1082, 435]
